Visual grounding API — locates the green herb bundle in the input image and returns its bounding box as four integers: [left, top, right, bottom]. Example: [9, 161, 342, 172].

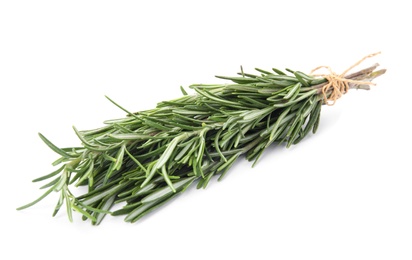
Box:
[18, 57, 385, 224]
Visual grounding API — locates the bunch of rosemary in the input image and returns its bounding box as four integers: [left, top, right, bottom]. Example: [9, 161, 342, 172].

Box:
[17, 57, 385, 224]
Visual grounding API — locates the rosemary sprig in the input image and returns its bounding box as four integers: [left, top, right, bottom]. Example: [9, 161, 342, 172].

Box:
[17, 61, 385, 224]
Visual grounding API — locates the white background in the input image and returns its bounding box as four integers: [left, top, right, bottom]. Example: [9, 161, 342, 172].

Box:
[1, 1, 411, 259]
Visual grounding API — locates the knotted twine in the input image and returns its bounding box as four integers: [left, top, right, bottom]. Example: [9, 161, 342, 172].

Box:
[311, 52, 381, 105]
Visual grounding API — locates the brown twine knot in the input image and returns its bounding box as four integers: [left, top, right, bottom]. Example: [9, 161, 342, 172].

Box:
[310, 52, 381, 106]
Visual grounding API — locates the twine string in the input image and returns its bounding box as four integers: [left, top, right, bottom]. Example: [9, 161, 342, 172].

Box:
[311, 52, 381, 105]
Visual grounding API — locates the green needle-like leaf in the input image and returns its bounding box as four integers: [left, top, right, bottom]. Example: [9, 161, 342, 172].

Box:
[38, 133, 75, 158]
